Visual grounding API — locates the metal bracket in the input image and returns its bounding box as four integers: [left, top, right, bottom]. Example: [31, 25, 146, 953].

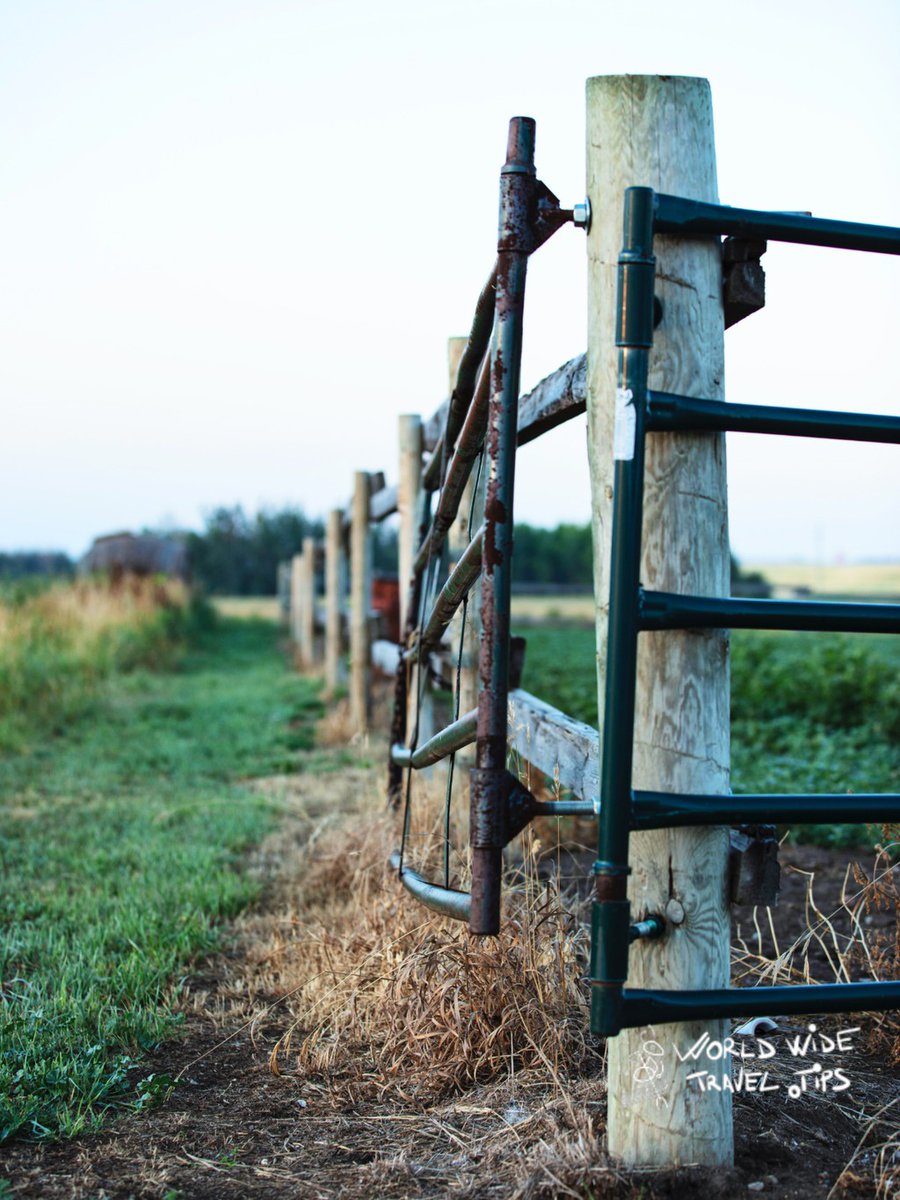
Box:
[729, 823, 781, 906]
[723, 236, 767, 329]
[532, 179, 575, 251]
[470, 769, 545, 849]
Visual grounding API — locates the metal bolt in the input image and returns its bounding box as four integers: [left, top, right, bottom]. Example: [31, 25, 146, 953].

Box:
[665, 898, 686, 925]
[573, 198, 592, 232]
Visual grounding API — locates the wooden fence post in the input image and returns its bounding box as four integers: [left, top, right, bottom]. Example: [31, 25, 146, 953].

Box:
[290, 552, 303, 649]
[398, 415, 423, 634]
[325, 509, 344, 695]
[586, 75, 732, 1167]
[276, 561, 291, 627]
[350, 471, 371, 734]
[300, 534, 317, 668]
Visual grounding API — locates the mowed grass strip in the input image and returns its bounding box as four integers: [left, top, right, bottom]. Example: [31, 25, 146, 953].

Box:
[514, 624, 900, 846]
[0, 608, 320, 1142]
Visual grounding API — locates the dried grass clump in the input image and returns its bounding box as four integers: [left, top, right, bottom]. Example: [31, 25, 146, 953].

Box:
[269, 788, 595, 1103]
[314, 698, 358, 747]
[733, 841, 900, 1068]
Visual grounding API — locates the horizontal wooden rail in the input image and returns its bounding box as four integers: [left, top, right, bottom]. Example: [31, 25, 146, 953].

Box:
[422, 352, 587, 482]
[516, 353, 587, 445]
[370, 484, 398, 522]
[507, 688, 599, 803]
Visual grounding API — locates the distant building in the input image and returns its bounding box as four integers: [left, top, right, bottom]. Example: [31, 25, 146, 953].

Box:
[80, 532, 189, 581]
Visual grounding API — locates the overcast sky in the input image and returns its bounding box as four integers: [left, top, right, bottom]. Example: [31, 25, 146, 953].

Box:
[2, 0, 898, 563]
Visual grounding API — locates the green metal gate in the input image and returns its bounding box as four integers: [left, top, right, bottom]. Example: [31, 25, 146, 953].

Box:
[589, 187, 900, 1037]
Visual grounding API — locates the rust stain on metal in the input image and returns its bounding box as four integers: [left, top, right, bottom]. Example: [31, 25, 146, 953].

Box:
[594, 873, 628, 902]
[482, 495, 507, 572]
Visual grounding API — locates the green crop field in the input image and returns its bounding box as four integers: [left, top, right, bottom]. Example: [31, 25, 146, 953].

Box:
[514, 623, 900, 846]
[0, 583, 320, 1142]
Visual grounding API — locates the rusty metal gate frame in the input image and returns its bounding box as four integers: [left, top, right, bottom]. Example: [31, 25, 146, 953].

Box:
[387, 115, 589, 936]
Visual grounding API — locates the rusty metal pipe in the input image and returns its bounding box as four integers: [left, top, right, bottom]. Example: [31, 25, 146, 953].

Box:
[422, 265, 498, 493]
[414, 354, 491, 575]
[389, 851, 471, 922]
[407, 526, 483, 661]
[470, 116, 535, 936]
[390, 705, 478, 771]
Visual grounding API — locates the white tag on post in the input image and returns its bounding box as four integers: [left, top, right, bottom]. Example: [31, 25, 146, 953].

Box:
[613, 387, 636, 461]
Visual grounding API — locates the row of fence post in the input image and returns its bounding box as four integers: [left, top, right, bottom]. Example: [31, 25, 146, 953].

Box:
[282, 335, 486, 752]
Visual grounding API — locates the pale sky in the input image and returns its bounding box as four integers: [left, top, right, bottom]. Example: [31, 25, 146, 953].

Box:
[2, 0, 898, 563]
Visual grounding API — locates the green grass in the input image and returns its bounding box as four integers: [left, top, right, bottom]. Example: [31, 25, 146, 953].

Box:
[514, 624, 900, 847]
[0, 614, 321, 1142]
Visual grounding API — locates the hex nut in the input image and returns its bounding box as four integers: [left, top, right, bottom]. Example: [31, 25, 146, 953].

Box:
[573, 199, 592, 231]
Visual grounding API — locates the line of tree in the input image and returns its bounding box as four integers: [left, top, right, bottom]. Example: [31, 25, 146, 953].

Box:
[184, 506, 323, 596]
[0, 551, 74, 581]
[0, 510, 767, 597]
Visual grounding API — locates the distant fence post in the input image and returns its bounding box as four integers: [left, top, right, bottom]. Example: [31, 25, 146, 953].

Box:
[447, 335, 481, 783]
[350, 471, 371, 734]
[586, 75, 731, 1167]
[290, 552, 303, 649]
[398, 415, 423, 634]
[276, 561, 291, 627]
[300, 534, 317, 668]
[325, 509, 344, 695]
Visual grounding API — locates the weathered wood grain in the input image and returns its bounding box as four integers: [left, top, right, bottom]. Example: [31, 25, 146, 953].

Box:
[507, 689, 599, 801]
[587, 74, 732, 1168]
[516, 353, 587, 445]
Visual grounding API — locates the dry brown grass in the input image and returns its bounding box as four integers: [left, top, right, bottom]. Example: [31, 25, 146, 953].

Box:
[175, 710, 900, 1198]
[0, 574, 190, 649]
[314, 697, 358, 746]
[264, 781, 595, 1104]
[733, 843, 899, 1022]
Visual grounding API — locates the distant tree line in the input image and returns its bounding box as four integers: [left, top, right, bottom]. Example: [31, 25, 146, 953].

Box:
[0, 551, 74, 581]
[0, 510, 768, 597]
[184, 506, 323, 595]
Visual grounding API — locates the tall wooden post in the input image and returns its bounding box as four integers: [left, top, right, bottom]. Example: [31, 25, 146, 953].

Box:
[586, 76, 731, 1167]
[289, 552, 303, 649]
[350, 471, 371, 734]
[300, 534, 317, 668]
[276, 561, 291, 627]
[398, 415, 423, 634]
[447, 336, 482, 778]
[325, 509, 344, 695]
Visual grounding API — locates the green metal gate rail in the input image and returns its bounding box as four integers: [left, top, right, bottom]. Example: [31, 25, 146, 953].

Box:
[589, 185, 900, 1037]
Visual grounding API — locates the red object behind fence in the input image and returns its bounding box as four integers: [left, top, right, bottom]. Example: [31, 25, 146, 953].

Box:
[371, 576, 400, 643]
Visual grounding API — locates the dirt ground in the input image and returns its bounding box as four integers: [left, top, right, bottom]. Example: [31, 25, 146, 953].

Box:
[3, 758, 898, 1200]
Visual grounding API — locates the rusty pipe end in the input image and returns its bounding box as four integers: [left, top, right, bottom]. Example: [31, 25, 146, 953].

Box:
[503, 116, 536, 176]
